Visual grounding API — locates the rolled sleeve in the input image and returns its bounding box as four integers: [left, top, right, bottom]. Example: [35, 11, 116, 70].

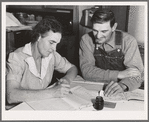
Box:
[54, 52, 72, 73]
[120, 33, 144, 90]
[120, 77, 142, 91]
[109, 70, 119, 81]
[123, 36, 144, 72]
[6, 53, 23, 82]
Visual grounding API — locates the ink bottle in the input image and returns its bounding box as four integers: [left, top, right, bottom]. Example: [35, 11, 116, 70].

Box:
[94, 96, 104, 110]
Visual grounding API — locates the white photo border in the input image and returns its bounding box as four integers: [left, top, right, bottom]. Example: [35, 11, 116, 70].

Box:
[1, 1, 148, 121]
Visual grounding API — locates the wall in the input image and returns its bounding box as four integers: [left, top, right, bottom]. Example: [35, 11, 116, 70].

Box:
[78, 5, 93, 40]
[128, 6, 145, 45]
[79, 5, 145, 46]
[78, 6, 129, 40]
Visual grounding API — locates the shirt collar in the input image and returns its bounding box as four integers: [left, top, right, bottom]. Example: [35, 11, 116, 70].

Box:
[105, 31, 116, 48]
[22, 42, 53, 81]
[22, 42, 32, 56]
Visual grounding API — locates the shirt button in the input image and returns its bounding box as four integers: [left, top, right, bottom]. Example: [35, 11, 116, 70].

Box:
[117, 49, 120, 52]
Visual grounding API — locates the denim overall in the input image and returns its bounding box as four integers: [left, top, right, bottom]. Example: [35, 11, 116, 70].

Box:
[94, 31, 126, 71]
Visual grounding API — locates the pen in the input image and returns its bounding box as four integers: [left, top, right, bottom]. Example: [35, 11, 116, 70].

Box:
[56, 78, 72, 94]
[56, 78, 62, 84]
[123, 92, 127, 100]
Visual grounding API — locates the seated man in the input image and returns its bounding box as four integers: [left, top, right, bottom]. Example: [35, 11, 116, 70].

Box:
[6, 17, 78, 105]
[79, 9, 144, 97]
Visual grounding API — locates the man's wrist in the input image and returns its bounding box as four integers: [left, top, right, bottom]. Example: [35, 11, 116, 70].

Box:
[117, 71, 123, 79]
[62, 76, 71, 84]
[119, 83, 128, 92]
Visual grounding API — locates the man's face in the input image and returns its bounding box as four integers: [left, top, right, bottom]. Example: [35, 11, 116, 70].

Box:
[92, 21, 116, 45]
[37, 30, 62, 58]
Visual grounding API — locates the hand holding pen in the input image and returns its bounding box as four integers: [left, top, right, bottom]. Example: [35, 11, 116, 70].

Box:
[56, 78, 72, 94]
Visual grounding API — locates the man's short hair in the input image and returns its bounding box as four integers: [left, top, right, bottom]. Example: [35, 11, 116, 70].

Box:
[91, 9, 115, 27]
[31, 17, 62, 43]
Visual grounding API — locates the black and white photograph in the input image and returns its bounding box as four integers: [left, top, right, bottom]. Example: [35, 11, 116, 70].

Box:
[1, 1, 148, 121]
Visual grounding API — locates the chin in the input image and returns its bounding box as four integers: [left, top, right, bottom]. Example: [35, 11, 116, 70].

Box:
[42, 51, 53, 57]
[47, 52, 52, 56]
[96, 39, 105, 44]
[42, 54, 49, 58]
[96, 41, 104, 45]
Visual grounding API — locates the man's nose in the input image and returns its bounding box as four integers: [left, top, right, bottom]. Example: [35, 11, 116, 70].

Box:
[52, 44, 57, 51]
[96, 31, 102, 38]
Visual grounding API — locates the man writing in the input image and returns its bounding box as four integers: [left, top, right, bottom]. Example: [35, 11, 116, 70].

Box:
[6, 17, 78, 106]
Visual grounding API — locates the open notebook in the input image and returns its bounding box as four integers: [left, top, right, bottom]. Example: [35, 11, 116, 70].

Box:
[99, 89, 144, 102]
[26, 86, 94, 110]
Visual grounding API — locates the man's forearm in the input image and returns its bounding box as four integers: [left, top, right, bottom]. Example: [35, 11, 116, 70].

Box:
[119, 76, 143, 91]
[81, 63, 119, 82]
[63, 65, 78, 83]
[7, 86, 55, 104]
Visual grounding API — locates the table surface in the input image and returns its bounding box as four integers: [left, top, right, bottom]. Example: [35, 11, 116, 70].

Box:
[8, 75, 145, 111]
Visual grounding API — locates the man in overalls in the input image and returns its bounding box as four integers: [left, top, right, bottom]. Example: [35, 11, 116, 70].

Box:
[79, 9, 144, 97]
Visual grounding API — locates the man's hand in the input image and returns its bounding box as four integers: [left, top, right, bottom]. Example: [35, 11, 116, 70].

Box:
[118, 68, 141, 79]
[104, 81, 125, 97]
[52, 77, 71, 98]
[59, 77, 71, 85]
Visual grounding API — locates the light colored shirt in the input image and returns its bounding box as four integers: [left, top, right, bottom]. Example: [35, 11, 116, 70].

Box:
[6, 43, 73, 90]
[79, 30, 144, 91]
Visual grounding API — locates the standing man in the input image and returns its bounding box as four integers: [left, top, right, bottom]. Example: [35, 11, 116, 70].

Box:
[79, 9, 144, 97]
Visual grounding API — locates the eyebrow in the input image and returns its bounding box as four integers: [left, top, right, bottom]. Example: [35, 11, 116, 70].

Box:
[92, 28, 108, 32]
[50, 40, 57, 43]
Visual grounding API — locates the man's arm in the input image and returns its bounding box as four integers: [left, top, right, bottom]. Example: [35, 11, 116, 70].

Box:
[79, 35, 119, 82]
[6, 65, 77, 104]
[7, 64, 78, 104]
[118, 35, 144, 91]
[6, 79, 70, 104]
[53, 52, 78, 84]
[60, 65, 78, 84]
[104, 36, 144, 96]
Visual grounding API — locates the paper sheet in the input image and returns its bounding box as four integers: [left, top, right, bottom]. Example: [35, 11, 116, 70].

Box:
[27, 98, 75, 111]
[62, 94, 92, 110]
[26, 86, 94, 110]
[99, 89, 144, 102]
[10, 102, 33, 110]
[62, 86, 94, 109]
[125, 89, 144, 101]
[71, 85, 94, 100]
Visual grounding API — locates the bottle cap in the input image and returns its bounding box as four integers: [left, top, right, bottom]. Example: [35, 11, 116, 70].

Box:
[96, 96, 104, 101]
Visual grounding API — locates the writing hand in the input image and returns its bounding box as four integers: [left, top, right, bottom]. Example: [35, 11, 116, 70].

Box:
[118, 68, 141, 79]
[50, 78, 70, 98]
[59, 77, 71, 85]
[53, 77, 72, 97]
[51, 83, 70, 98]
[104, 81, 124, 97]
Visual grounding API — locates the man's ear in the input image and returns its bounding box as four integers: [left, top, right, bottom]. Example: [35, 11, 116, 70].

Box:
[37, 35, 41, 42]
[112, 23, 118, 32]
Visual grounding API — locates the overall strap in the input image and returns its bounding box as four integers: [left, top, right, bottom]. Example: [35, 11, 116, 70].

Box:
[115, 31, 123, 49]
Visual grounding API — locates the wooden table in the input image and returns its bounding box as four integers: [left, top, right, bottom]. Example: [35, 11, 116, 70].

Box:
[3, 76, 146, 121]
[8, 76, 144, 111]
